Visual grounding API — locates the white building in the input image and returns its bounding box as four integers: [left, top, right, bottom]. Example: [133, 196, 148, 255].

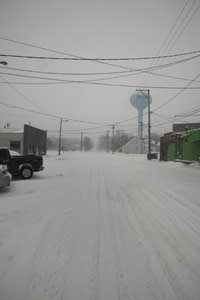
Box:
[120, 137, 147, 154]
[0, 125, 47, 155]
[120, 136, 160, 155]
[0, 129, 24, 153]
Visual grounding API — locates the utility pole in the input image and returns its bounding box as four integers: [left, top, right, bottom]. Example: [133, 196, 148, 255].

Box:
[80, 132, 83, 151]
[147, 89, 151, 159]
[136, 89, 151, 159]
[58, 118, 68, 156]
[58, 118, 63, 156]
[106, 130, 110, 152]
[112, 125, 115, 154]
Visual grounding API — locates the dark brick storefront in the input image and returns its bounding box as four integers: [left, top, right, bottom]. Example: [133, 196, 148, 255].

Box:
[23, 125, 47, 155]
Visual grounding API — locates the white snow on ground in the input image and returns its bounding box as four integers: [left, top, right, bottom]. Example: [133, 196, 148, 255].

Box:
[0, 151, 200, 300]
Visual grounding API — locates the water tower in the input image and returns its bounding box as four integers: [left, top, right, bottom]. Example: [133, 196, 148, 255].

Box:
[130, 92, 151, 153]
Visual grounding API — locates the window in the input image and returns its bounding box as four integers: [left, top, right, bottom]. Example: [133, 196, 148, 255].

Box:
[10, 141, 21, 153]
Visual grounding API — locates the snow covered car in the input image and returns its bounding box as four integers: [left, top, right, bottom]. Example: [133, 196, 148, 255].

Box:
[0, 165, 11, 189]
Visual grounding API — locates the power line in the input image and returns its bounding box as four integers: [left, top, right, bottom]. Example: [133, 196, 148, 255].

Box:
[164, 1, 200, 54]
[0, 101, 109, 125]
[0, 36, 140, 71]
[0, 98, 140, 130]
[157, 0, 191, 56]
[1, 69, 200, 86]
[1, 49, 200, 61]
[0, 53, 200, 88]
[2, 54, 200, 77]
[153, 70, 200, 112]
[0, 66, 132, 76]
[152, 107, 200, 129]
[1, 71, 200, 89]
[152, 111, 175, 121]
[0, 101, 60, 120]
[145, 70, 200, 84]
[1, 52, 200, 89]
[141, 0, 191, 83]
[175, 104, 200, 118]
[158, 0, 196, 55]
[57, 124, 116, 133]
[2, 61, 200, 85]
[114, 116, 138, 125]
[148, 2, 200, 115]
[0, 74, 41, 109]
[2, 36, 200, 83]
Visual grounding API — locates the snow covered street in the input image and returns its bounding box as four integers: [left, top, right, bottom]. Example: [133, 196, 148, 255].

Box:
[0, 152, 200, 300]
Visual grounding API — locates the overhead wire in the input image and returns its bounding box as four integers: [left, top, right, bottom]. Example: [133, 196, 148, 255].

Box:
[1, 49, 200, 61]
[0, 37, 143, 129]
[175, 103, 200, 117]
[164, 1, 200, 54]
[1, 58, 200, 85]
[0, 66, 132, 76]
[141, 0, 191, 83]
[0, 53, 199, 89]
[0, 99, 140, 130]
[1, 69, 200, 89]
[1, 36, 199, 133]
[0, 101, 111, 125]
[0, 36, 135, 71]
[156, 0, 191, 56]
[0, 74, 42, 109]
[153, 70, 200, 112]
[0, 87, 140, 129]
[152, 105, 200, 129]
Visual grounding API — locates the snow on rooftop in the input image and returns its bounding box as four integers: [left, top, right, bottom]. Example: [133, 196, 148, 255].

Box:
[0, 128, 23, 134]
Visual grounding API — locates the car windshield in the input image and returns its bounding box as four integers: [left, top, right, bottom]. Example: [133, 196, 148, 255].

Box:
[10, 150, 20, 156]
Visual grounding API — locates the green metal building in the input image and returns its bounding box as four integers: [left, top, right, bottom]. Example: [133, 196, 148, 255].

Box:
[160, 128, 200, 162]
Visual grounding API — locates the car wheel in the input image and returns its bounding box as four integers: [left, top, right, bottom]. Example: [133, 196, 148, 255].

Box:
[21, 167, 33, 179]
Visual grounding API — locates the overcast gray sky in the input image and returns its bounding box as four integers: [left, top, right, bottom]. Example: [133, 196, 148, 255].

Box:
[0, 0, 200, 138]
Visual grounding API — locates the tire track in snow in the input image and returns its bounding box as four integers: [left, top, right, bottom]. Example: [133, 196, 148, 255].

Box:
[89, 168, 101, 300]
[102, 171, 135, 300]
[104, 173, 173, 300]
[119, 183, 200, 300]
[25, 209, 74, 300]
[116, 183, 179, 300]
[130, 186, 200, 278]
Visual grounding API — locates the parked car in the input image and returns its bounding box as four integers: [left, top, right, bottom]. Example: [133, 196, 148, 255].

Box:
[0, 165, 11, 188]
[0, 148, 44, 179]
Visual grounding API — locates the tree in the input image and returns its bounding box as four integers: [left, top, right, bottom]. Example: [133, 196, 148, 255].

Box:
[83, 136, 93, 151]
[98, 134, 111, 151]
[98, 130, 131, 152]
[112, 130, 130, 151]
[4, 122, 11, 128]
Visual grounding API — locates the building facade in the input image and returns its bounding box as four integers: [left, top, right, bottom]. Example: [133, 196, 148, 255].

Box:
[120, 137, 147, 154]
[160, 128, 200, 162]
[173, 123, 200, 132]
[0, 125, 47, 155]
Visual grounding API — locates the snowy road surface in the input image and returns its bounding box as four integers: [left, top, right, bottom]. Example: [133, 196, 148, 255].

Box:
[0, 152, 200, 300]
